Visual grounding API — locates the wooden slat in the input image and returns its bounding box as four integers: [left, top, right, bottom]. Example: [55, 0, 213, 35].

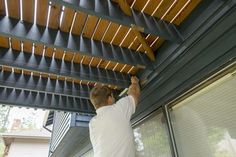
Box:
[44, 47, 54, 57]
[0, 36, 9, 48]
[87, 57, 94, 66]
[138, 34, 156, 52]
[23, 40, 33, 53]
[72, 11, 87, 35]
[75, 79, 87, 85]
[0, 0, 5, 15]
[37, 0, 48, 26]
[22, 0, 34, 23]
[41, 73, 49, 78]
[122, 64, 132, 73]
[48, 4, 61, 29]
[113, 63, 123, 72]
[58, 76, 66, 81]
[133, 0, 148, 11]
[73, 53, 83, 63]
[173, 0, 201, 25]
[151, 38, 165, 51]
[163, 0, 188, 22]
[142, 0, 162, 15]
[133, 33, 154, 53]
[58, 76, 65, 81]
[33, 71, 40, 77]
[130, 67, 138, 75]
[102, 23, 120, 43]
[99, 60, 110, 69]
[74, 79, 81, 84]
[99, 60, 117, 70]
[60, 7, 75, 32]
[111, 26, 129, 46]
[138, 44, 145, 52]
[120, 29, 136, 48]
[65, 77, 73, 83]
[54, 49, 64, 59]
[49, 74, 57, 80]
[132, 28, 155, 61]
[81, 56, 92, 65]
[106, 61, 117, 70]
[8, 0, 20, 19]
[11, 38, 21, 51]
[14, 68, 22, 74]
[129, 41, 145, 52]
[82, 15, 99, 38]
[96, 59, 105, 68]
[129, 37, 141, 51]
[92, 19, 110, 41]
[23, 70, 31, 75]
[2, 66, 12, 72]
[89, 58, 101, 67]
[23, 70, 33, 75]
[34, 44, 44, 55]
[64, 51, 74, 62]
[80, 80, 89, 85]
[128, 66, 137, 74]
[152, 0, 175, 18]
[146, 34, 157, 45]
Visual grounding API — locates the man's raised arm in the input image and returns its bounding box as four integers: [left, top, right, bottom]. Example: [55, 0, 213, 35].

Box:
[127, 76, 140, 106]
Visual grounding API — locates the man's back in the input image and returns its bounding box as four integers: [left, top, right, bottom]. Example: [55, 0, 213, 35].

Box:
[89, 96, 136, 157]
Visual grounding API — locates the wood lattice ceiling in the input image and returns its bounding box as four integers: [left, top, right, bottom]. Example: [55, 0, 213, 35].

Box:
[0, 0, 201, 112]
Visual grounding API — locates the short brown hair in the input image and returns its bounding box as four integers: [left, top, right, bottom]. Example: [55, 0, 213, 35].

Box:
[90, 85, 112, 109]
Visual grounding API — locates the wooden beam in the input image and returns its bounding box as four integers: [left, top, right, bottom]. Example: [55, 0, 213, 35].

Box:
[132, 26, 155, 61]
[51, 0, 183, 43]
[0, 86, 95, 113]
[0, 47, 131, 88]
[0, 70, 91, 99]
[0, 15, 152, 68]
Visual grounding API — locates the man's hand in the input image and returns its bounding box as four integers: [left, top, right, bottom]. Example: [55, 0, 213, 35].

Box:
[131, 76, 139, 84]
[128, 76, 140, 106]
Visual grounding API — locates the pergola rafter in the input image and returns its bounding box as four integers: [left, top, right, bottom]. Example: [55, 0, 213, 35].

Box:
[0, 0, 202, 112]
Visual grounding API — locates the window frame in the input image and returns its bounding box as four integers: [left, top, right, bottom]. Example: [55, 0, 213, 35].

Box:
[132, 107, 175, 157]
[165, 62, 236, 157]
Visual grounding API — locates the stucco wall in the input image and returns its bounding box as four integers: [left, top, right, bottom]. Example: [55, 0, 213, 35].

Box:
[7, 138, 50, 157]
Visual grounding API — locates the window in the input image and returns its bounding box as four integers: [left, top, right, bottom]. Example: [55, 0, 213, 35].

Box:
[170, 72, 236, 157]
[133, 111, 172, 157]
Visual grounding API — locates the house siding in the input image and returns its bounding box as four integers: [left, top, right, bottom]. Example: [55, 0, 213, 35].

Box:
[7, 138, 50, 157]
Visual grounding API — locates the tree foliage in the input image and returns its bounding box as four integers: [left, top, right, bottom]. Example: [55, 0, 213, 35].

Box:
[0, 106, 10, 132]
[0, 106, 10, 156]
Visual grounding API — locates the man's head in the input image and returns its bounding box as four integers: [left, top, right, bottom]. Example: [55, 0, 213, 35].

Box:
[90, 85, 115, 109]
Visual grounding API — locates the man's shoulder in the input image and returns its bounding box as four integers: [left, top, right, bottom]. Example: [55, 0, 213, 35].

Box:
[115, 95, 135, 107]
[116, 95, 130, 104]
[89, 115, 97, 127]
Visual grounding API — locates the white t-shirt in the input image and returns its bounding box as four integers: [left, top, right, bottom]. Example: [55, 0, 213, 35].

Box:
[89, 95, 136, 157]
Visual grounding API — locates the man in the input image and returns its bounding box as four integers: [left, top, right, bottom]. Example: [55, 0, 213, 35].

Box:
[89, 76, 140, 157]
